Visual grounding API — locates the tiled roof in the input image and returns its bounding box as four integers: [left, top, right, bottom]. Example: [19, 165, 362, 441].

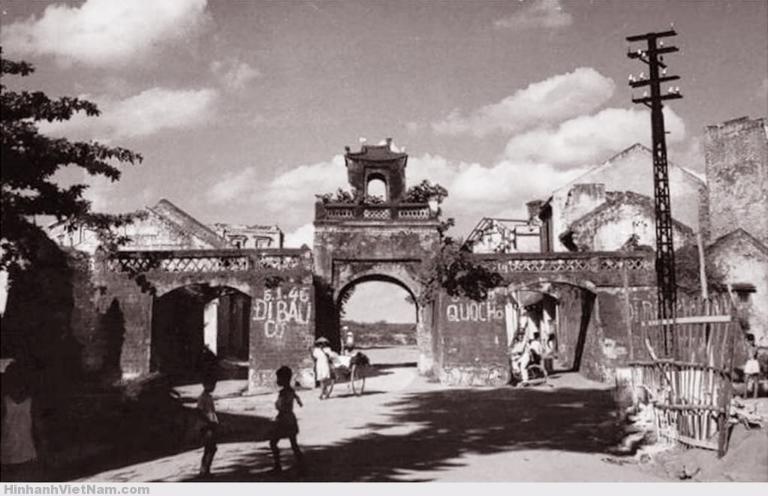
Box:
[346, 144, 407, 162]
[707, 228, 768, 258]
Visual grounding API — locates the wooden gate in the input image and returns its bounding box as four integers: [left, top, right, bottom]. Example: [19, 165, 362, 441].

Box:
[629, 294, 743, 456]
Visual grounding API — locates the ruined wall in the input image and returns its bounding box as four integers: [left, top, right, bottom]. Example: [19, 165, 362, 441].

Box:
[248, 282, 315, 390]
[314, 224, 439, 281]
[571, 202, 694, 251]
[91, 268, 155, 380]
[432, 281, 649, 385]
[435, 290, 509, 386]
[704, 116, 768, 246]
[88, 251, 316, 391]
[708, 233, 768, 347]
[550, 144, 705, 251]
[551, 184, 606, 251]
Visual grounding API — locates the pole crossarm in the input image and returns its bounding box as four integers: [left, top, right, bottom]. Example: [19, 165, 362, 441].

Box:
[630, 75, 680, 88]
[626, 29, 678, 42]
[632, 94, 683, 105]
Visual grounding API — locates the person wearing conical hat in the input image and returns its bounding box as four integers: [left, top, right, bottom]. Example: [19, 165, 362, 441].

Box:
[312, 338, 332, 399]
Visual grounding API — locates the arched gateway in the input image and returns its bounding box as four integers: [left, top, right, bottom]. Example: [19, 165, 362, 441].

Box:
[313, 140, 441, 374]
[52, 140, 656, 391]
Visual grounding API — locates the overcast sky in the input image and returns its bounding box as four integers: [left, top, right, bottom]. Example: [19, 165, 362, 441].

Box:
[2, 0, 766, 322]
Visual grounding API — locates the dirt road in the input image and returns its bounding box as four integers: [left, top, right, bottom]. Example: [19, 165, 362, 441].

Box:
[80, 347, 665, 482]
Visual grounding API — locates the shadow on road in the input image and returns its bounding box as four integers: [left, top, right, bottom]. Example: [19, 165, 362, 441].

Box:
[196, 385, 628, 482]
[48, 377, 274, 482]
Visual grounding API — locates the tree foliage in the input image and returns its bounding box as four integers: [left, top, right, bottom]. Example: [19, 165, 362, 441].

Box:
[404, 179, 448, 204]
[317, 180, 449, 206]
[1, 55, 143, 271]
[418, 218, 503, 305]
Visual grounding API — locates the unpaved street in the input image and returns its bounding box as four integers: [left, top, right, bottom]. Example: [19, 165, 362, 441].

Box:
[80, 347, 664, 482]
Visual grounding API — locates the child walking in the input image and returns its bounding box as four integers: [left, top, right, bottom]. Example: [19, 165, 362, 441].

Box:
[269, 366, 304, 473]
[197, 377, 219, 478]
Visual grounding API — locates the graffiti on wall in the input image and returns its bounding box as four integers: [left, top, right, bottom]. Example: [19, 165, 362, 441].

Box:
[445, 296, 505, 323]
[253, 286, 312, 338]
[628, 297, 655, 322]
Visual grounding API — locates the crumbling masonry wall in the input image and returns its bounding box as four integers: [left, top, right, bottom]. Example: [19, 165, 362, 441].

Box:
[703, 116, 768, 246]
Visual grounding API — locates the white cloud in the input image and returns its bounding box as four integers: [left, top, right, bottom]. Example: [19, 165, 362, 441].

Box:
[39, 87, 219, 140]
[266, 155, 348, 205]
[502, 107, 686, 165]
[206, 167, 259, 205]
[431, 67, 614, 137]
[494, 0, 573, 30]
[1, 0, 208, 67]
[204, 155, 348, 228]
[211, 59, 261, 91]
[284, 223, 315, 249]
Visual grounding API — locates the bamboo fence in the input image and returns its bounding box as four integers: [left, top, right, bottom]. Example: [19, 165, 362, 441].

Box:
[629, 293, 740, 456]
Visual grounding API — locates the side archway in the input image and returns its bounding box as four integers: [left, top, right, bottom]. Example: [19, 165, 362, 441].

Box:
[503, 278, 598, 373]
[150, 283, 252, 381]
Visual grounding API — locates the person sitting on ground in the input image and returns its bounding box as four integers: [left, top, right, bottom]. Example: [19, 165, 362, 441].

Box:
[196, 377, 219, 478]
[268, 366, 304, 474]
[518, 334, 543, 384]
[312, 338, 332, 400]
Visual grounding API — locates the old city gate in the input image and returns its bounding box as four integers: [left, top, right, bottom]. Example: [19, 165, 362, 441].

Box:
[313, 140, 442, 373]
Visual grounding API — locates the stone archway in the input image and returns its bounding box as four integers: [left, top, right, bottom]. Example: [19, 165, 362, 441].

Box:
[335, 273, 422, 366]
[503, 279, 598, 373]
[313, 141, 442, 374]
[150, 283, 252, 380]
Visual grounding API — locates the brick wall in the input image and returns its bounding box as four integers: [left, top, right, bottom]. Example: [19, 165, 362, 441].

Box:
[248, 281, 315, 391]
[435, 290, 509, 386]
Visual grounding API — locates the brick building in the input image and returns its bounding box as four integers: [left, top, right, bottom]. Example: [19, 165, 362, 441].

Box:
[47, 199, 229, 252]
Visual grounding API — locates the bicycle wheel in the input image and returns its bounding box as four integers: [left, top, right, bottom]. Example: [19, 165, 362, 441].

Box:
[527, 364, 548, 383]
[350, 364, 366, 396]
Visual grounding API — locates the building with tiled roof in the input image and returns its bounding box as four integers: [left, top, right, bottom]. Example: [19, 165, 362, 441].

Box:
[47, 199, 229, 252]
[533, 143, 706, 252]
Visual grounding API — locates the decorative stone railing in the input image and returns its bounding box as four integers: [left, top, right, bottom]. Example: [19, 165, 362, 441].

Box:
[315, 201, 438, 222]
[472, 252, 654, 275]
[105, 248, 313, 274]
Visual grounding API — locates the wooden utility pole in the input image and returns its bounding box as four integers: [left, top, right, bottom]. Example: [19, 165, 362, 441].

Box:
[627, 28, 683, 356]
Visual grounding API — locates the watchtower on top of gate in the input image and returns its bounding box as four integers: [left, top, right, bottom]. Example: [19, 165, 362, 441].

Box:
[313, 139, 442, 362]
[314, 139, 440, 224]
[345, 138, 407, 202]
